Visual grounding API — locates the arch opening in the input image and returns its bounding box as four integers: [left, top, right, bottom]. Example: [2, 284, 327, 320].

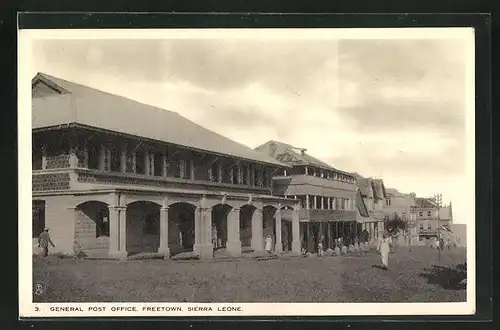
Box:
[75, 201, 110, 251]
[239, 204, 256, 248]
[262, 205, 277, 243]
[126, 201, 161, 255]
[168, 202, 196, 255]
[211, 204, 232, 250]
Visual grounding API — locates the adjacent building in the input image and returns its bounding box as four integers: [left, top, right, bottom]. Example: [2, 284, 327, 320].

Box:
[254, 141, 358, 252]
[352, 173, 387, 241]
[31, 73, 301, 260]
[383, 188, 416, 244]
[411, 197, 441, 245]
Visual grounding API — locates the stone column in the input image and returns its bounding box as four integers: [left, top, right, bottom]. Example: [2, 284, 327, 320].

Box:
[208, 163, 213, 182]
[251, 208, 264, 251]
[189, 159, 195, 180]
[144, 149, 150, 176]
[99, 144, 106, 171]
[41, 144, 48, 169]
[158, 206, 170, 258]
[149, 151, 155, 176]
[217, 163, 222, 183]
[226, 208, 242, 256]
[306, 194, 310, 209]
[246, 166, 251, 186]
[193, 206, 213, 260]
[275, 209, 282, 253]
[82, 144, 88, 169]
[291, 209, 301, 254]
[108, 205, 127, 259]
[162, 152, 168, 177]
[313, 196, 317, 209]
[120, 143, 127, 173]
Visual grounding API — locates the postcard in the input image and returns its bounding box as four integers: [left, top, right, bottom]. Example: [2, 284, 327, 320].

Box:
[19, 25, 475, 318]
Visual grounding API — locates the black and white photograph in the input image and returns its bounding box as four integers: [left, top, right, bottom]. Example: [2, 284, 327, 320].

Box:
[19, 27, 475, 317]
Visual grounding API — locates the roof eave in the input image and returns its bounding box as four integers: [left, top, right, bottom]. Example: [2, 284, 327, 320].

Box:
[33, 122, 291, 168]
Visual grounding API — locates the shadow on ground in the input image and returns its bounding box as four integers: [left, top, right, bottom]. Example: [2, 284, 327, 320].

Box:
[419, 264, 467, 290]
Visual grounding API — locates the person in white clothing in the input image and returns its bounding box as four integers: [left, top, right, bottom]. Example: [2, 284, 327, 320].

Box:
[377, 234, 391, 270]
[264, 235, 273, 254]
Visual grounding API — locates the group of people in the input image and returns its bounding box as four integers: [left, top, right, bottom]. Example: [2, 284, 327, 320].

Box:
[431, 237, 454, 250]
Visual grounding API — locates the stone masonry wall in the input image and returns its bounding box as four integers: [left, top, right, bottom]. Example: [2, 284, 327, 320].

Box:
[75, 208, 109, 251]
[33, 173, 71, 191]
[46, 154, 70, 169]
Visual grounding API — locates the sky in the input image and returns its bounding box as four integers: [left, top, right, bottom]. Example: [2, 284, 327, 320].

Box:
[28, 30, 474, 224]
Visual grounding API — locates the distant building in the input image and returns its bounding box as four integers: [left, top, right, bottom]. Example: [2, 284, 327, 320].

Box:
[410, 195, 454, 245]
[383, 188, 416, 244]
[352, 173, 387, 241]
[255, 141, 358, 252]
[31, 73, 300, 260]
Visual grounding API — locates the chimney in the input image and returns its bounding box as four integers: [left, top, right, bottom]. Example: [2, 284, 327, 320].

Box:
[300, 148, 307, 156]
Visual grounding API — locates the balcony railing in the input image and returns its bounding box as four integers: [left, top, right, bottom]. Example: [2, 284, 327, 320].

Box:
[281, 208, 356, 222]
[33, 168, 273, 195]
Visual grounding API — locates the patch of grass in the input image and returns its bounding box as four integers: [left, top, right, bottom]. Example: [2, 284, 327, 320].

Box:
[32, 246, 466, 303]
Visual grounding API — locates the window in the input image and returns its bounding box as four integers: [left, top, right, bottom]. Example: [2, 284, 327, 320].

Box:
[316, 196, 323, 209]
[427, 211, 432, 217]
[419, 223, 424, 230]
[232, 166, 240, 185]
[210, 162, 220, 182]
[419, 211, 423, 216]
[427, 223, 432, 230]
[135, 148, 145, 174]
[110, 144, 121, 172]
[385, 198, 391, 206]
[32, 200, 45, 238]
[153, 151, 163, 177]
[32, 141, 42, 170]
[308, 196, 315, 209]
[242, 166, 248, 185]
[87, 140, 100, 170]
[96, 209, 110, 238]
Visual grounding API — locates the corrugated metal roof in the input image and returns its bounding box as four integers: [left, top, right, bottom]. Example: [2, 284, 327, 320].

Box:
[32, 73, 289, 167]
[385, 188, 405, 197]
[254, 140, 354, 176]
[414, 198, 438, 208]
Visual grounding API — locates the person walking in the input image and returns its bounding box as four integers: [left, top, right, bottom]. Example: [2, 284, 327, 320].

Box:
[38, 228, 55, 257]
[377, 233, 391, 270]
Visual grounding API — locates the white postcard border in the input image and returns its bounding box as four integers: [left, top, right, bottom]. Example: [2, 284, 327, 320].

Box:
[18, 27, 476, 318]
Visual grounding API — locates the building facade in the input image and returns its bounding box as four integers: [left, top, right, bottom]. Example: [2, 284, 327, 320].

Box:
[352, 173, 387, 241]
[411, 197, 441, 245]
[383, 188, 416, 244]
[31, 73, 301, 260]
[255, 141, 358, 252]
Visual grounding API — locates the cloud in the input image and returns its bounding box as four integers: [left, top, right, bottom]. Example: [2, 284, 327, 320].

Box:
[337, 39, 466, 139]
[30, 35, 471, 224]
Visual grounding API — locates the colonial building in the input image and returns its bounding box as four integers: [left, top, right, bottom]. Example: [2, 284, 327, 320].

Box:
[31, 73, 301, 260]
[382, 188, 416, 244]
[411, 197, 441, 244]
[254, 141, 358, 252]
[383, 188, 415, 222]
[352, 173, 387, 241]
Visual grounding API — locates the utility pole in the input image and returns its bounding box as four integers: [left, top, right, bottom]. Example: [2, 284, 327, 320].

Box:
[435, 193, 442, 261]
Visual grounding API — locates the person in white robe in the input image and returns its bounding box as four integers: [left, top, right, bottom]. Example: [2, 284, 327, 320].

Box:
[377, 234, 391, 270]
[264, 235, 273, 254]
